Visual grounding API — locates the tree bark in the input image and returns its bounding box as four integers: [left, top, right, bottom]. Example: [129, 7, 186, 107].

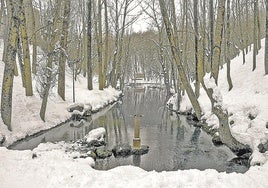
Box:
[115, 0, 128, 89]
[0, 0, 5, 31]
[256, 0, 261, 51]
[111, 0, 119, 87]
[58, 0, 71, 100]
[211, 0, 225, 85]
[226, 0, 233, 91]
[202, 0, 206, 76]
[97, 0, 103, 90]
[1, 0, 19, 130]
[253, 0, 257, 71]
[209, 0, 214, 73]
[245, 0, 249, 54]
[194, 0, 200, 97]
[236, 0, 246, 64]
[27, 0, 37, 74]
[265, 0, 268, 74]
[18, 0, 33, 96]
[87, 0, 93, 90]
[17, 37, 25, 87]
[103, 0, 109, 88]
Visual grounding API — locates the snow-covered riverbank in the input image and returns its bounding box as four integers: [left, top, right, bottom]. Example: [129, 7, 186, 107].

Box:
[0, 142, 268, 188]
[168, 39, 268, 167]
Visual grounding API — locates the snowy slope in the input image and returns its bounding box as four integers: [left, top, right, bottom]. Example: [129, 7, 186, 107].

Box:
[168, 39, 268, 166]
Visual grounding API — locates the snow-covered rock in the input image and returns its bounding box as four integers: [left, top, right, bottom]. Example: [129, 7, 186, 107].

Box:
[67, 103, 84, 112]
[85, 127, 106, 143]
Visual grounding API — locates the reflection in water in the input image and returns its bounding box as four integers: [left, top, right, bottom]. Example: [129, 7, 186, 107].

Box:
[93, 86, 246, 173]
[191, 127, 201, 146]
[133, 155, 141, 166]
[10, 86, 248, 173]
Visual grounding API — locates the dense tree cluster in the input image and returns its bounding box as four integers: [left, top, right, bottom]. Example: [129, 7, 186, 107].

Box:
[0, 0, 267, 147]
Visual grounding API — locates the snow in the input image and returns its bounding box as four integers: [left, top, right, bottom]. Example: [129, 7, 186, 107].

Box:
[85, 127, 106, 143]
[0, 142, 268, 188]
[1, 38, 268, 187]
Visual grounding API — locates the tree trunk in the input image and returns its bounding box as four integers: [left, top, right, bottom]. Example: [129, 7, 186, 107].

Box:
[211, 0, 225, 85]
[58, 0, 71, 100]
[245, 0, 249, 54]
[202, 83, 250, 155]
[17, 37, 25, 87]
[209, 0, 214, 73]
[194, 0, 200, 97]
[265, 0, 268, 74]
[1, 0, 19, 130]
[103, 0, 109, 88]
[18, 0, 33, 96]
[156, 21, 170, 96]
[111, 0, 119, 87]
[253, 0, 257, 71]
[202, 0, 206, 76]
[27, 0, 37, 74]
[97, 0, 103, 90]
[256, 0, 261, 51]
[0, 0, 5, 31]
[115, 0, 128, 89]
[236, 0, 246, 64]
[226, 0, 233, 91]
[2, 0, 10, 64]
[87, 0, 93, 90]
[81, 0, 87, 77]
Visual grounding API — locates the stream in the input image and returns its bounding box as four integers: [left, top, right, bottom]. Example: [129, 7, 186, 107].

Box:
[10, 85, 249, 173]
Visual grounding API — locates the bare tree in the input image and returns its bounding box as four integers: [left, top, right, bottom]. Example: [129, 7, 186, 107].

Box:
[265, 0, 268, 74]
[193, 0, 201, 97]
[209, 0, 214, 72]
[87, 0, 93, 90]
[253, 0, 259, 71]
[143, 0, 171, 96]
[211, 0, 225, 84]
[39, 0, 62, 121]
[226, 0, 233, 90]
[103, 0, 109, 87]
[26, 0, 37, 74]
[58, 0, 71, 100]
[1, 0, 19, 130]
[97, 0, 103, 90]
[18, 0, 33, 96]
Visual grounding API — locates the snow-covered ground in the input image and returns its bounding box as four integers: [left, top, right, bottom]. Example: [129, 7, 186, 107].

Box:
[0, 142, 268, 188]
[1, 39, 268, 187]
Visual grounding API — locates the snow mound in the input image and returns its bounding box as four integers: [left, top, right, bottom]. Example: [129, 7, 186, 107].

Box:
[85, 127, 106, 143]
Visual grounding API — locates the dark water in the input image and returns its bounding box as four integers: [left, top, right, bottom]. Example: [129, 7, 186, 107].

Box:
[10, 86, 248, 173]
